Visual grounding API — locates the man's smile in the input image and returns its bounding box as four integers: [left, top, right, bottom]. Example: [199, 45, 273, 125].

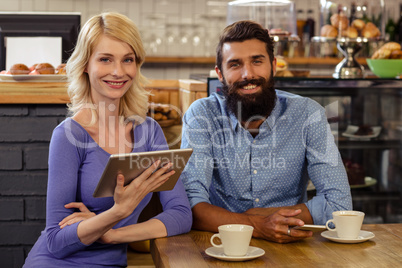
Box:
[239, 83, 260, 94]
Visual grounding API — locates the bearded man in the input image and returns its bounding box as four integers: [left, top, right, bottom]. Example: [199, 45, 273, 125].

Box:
[180, 20, 352, 243]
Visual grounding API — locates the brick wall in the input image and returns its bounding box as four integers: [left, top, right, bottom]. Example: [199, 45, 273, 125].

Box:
[0, 104, 68, 268]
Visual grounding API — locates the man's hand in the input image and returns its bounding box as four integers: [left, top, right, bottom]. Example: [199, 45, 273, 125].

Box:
[248, 208, 313, 243]
[192, 202, 313, 244]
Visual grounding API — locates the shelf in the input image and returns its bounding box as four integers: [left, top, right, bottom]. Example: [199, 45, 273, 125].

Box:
[337, 139, 401, 150]
[144, 56, 368, 65]
[145, 56, 216, 64]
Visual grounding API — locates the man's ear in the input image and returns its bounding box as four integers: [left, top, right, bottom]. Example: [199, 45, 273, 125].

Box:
[215, 66, 223, 82]
[272, 57, 277, 76]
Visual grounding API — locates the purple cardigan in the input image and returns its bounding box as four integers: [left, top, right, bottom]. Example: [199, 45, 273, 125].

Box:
[23, 117, 192, 267]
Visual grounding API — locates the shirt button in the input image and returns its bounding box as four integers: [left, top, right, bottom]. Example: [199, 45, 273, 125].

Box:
[253, 170, 257, 174]
[253, 140, 256, 144]
[255, 198, 260, 202]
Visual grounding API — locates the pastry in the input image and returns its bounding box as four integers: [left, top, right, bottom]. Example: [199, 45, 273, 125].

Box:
[276, 57, 288, 72]
[56, 63, 67, 75]
[320, 24, 338, 38]
[354, 125, 373, 136]
[330, 14, 349, 30]
[371, 42, 402, 59]
[371, 48, 392, 59]
[361, 22, 380, 38]
[341, 26, 358, 38]
[344, 160, 365, 185]
[380, 42, 401, 51]
[35, 63, 55, 74]
[147, 103, 178, 122]
[10, 63, 30, 75]
[389, 50, 402, 59]
[351, 19, 365, 31]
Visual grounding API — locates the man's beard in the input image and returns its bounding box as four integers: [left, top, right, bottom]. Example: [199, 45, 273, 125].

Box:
[221, 72, 277, 124]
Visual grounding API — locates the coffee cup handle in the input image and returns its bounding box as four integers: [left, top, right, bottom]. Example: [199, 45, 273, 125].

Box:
[210, 234, 223, 248]
[326, 219, 336, 232]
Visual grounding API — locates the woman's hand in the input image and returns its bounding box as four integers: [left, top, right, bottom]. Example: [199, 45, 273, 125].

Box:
[112, 160, 175, 219]
[59, 202, 96, 229]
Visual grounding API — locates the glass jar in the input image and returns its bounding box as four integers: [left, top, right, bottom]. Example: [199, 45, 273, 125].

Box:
[227, 0, 296, 36]
[227, 0, 299, 57]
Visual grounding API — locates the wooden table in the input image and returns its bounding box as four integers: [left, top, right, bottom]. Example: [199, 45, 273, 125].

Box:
[150, 224, 402, 267]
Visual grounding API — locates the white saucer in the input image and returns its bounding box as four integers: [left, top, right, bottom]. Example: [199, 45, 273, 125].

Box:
[341, 125, 381, 140]
[321, 230, 375, 243]
[205, 246, 265, 261]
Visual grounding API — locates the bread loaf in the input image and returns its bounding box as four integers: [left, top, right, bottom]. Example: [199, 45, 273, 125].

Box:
[381, 42, 401, 51]
[371, 49, 392, 59]
[341, 26, 358, 38]
[330, 14, 349, 30]
[35, 63, 55, 74]
[371, 42, 402, 59]
[351, 19, 365, 31]
[10, 63, 30, 75]
[362, 22, 380, 38]
[320, 24, 338, 38]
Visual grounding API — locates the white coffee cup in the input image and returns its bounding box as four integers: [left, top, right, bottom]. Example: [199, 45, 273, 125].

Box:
[210, 224, 254, 256]
[326, 210, 365, 239]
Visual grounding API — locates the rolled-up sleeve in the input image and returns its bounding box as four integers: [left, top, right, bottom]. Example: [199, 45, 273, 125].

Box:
[180, 101, 215, 208]
[304, 104, 352, 224]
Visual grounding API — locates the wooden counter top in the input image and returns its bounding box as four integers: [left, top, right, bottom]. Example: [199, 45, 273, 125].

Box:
[151, 224, 402, 267]
[0, 82, 69, 104]
[0, 79, 206, 104]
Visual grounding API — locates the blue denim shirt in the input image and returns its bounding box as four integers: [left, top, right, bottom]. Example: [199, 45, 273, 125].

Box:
[180, 91, 352, 225]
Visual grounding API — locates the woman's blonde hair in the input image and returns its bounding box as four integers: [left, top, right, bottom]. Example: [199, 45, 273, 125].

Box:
[66, 12, 149, 125]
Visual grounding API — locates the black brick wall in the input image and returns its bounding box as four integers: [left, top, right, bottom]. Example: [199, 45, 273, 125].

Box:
[0, 104, 68, 268]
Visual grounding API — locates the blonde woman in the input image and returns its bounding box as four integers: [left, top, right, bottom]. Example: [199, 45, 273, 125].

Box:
[24, 12, 191, 267]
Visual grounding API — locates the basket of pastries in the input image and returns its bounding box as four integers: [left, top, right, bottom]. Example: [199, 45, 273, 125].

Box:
[147, 103, 180, 127]
[320, 14, 380, 39]
[366, 42, 402, 78]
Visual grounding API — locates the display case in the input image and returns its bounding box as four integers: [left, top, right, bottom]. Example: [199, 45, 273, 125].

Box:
[194, 75, 402, 224]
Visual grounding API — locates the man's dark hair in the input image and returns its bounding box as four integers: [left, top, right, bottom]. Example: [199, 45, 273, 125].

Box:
[216, 20, 275, 72]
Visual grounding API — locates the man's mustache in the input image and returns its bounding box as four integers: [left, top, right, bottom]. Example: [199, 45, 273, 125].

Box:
[232, 78, 265, 90]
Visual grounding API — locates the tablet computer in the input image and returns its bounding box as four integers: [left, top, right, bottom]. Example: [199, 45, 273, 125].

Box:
[93, 148, 193, 198]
